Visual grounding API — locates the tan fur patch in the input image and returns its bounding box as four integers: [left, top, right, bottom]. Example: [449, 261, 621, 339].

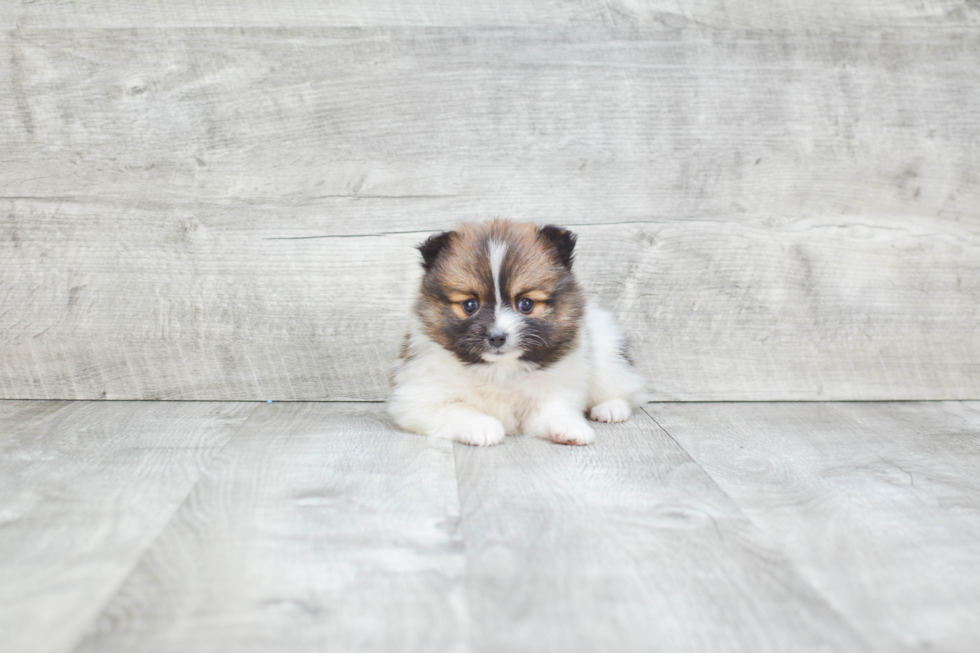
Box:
[520, 290, 551, 302]
[414, 218, 585, 366]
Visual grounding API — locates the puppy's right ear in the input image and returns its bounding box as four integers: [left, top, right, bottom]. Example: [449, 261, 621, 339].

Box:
[417, 231, 455, 271]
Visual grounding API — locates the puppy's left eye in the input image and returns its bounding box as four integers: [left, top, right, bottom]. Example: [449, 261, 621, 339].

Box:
[517, 298, 535, 314]
[461, 299, 479, 315]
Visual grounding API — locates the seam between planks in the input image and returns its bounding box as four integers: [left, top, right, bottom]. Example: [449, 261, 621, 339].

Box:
[62, 401, 264, 653]
[449, 440, 476, 652]
[639, 404, 879, 652]
[640, 405, 772, 530]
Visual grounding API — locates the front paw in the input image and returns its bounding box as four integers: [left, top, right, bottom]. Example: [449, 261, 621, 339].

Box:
[544, 416, 595, 446]
[435, 413, 506, 447]
[589, 399, 632, 423]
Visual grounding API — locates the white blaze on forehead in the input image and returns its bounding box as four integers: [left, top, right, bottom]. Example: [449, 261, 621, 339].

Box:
[488, 239, 507, 314]
[487, 239, 523, 344]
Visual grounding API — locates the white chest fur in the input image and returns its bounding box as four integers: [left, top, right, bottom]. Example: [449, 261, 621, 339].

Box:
[388, 303, 643, 446]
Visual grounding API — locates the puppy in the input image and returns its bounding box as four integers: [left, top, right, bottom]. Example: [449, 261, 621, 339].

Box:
[388, 219, 645, 446]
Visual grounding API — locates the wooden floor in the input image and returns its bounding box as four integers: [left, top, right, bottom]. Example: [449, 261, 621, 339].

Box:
[2, 400, 979, 652]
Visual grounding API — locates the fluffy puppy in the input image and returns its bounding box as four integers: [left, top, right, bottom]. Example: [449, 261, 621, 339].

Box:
[388, 219, 645, 446]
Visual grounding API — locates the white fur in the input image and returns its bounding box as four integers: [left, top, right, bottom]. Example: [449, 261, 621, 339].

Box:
[489, 240, 507, 312]
[494, 307, 524, 341]
[590, 398, 632, 423]
[486, 240, 525, 353]
[389, 302, 645, 446]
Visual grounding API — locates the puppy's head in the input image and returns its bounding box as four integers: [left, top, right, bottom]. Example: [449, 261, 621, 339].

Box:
[414, 219, 585, 367]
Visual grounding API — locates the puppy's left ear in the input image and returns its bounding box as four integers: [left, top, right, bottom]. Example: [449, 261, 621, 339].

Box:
[538, 225, 577, 270]
[417, 231, 455, 272]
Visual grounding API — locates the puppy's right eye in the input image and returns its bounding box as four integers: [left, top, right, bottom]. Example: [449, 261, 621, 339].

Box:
[461, 299, 479, 315]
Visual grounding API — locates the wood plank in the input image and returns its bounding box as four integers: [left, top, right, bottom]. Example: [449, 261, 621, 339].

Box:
[72, 402, 467, 653]
[647, 401, 980, 653]
[0, 213, 428, 401]
[3, 212, 978, 401]
[452, 410, 870, 652]
[2, 27, 977, 225]
[577, 217, 980, 401]
[2, 1, 977, 28]
[3, 25, 979, 400]
[0, 400, 255, 653]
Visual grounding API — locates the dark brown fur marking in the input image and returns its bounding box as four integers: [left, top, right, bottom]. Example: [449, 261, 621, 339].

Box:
[414, 219, 585, 367]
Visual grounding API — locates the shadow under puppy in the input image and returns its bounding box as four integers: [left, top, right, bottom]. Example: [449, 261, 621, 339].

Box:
[389, 219, 644, 446]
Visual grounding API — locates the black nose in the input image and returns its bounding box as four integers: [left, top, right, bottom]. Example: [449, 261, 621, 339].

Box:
[487, 330, 507, 348]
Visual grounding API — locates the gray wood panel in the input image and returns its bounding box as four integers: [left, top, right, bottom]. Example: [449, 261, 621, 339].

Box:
[2, 0, 977, 28]
[647, 401, 980, 653]
[3, 212, 977, 401]
[0, 400, 255, 653]
[3, 22, 979, 401]
[453, 410, 870, 652]
[73, 402, 466, 653]
[4, 399, 979, 651]
[2, 28, 977, 224]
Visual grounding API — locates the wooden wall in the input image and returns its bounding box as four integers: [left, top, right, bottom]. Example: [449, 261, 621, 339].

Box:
[2, 2, 978, 401]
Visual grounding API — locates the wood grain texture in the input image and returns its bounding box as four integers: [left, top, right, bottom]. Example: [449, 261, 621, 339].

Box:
[2, 0, 977, 28]
[4, 400, 978, 651]
[0, 400, 255, 653]
[73, 402, 467, 653]
[3, 213, 977, 400]
[2, 21, 979, 401]
[2, 27, 977, 222]
[453, 410, 870, 653]
[647, 401, 980, 653]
